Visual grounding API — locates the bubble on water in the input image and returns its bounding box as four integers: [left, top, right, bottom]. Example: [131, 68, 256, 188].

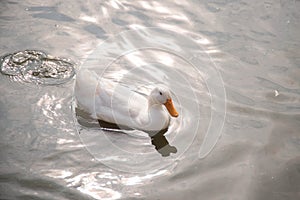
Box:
[23, 57, 76, 85]
[0, 50, 75, 85]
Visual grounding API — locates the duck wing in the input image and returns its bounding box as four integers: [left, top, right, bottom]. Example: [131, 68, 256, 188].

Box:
[94, 75, 148, 127]
[76, 69, 149, 127]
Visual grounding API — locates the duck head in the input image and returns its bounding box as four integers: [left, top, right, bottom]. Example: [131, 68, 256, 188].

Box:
[149, 87, 179, 118]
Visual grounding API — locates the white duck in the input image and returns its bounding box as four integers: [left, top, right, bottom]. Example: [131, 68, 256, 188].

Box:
[75, 69, 179, 131]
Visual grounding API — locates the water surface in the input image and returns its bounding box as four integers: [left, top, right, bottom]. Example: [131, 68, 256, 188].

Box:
[0, 0, 299, 199]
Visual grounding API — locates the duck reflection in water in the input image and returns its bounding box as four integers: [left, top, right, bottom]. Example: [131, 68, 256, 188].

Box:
[149, 129, 177, 157]
[76, 108, 177, 157]
[98, 119, 177, 157]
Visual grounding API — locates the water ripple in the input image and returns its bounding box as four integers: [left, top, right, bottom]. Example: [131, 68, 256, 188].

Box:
[0, 50, 75, 85]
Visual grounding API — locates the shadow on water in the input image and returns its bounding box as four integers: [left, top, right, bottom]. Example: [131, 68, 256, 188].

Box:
[76, 107, 177, 157]
[148, 129, 177, 157]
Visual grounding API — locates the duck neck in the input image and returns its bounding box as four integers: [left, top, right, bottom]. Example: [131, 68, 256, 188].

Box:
[145, 97, 169, 130]
[147, 97, 162, 112]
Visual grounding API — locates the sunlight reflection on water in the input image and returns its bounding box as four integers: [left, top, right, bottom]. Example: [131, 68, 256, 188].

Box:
[0, 0, 299, 199]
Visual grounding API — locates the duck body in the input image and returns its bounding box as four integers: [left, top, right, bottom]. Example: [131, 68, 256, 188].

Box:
[75, 69, 178, 131]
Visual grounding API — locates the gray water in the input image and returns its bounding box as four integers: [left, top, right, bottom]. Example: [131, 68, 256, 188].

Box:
[1, 0, 300, 199]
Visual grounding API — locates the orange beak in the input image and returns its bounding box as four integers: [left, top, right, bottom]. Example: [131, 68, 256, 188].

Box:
[164, 98, 179, 117]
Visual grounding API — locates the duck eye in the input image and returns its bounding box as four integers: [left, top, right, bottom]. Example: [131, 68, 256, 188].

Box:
[159, 91, 162, 95]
